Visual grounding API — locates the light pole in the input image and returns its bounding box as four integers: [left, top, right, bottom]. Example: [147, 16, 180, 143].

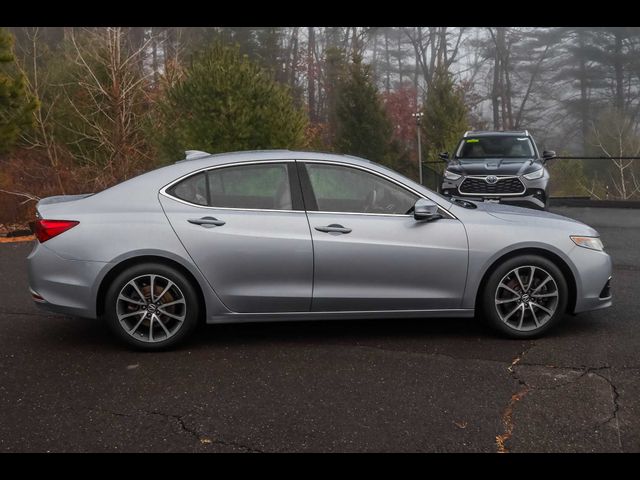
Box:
[412, 112, 424, 185]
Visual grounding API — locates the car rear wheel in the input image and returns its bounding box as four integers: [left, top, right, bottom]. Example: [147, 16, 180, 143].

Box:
[481, 255, 568, 338]
[103, 263, 200, 350]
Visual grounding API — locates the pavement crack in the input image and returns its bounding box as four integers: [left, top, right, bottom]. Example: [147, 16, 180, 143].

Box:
[589, 370, 622, 450]
[89, 407, 263, 452]
[496, 343, 535, 453]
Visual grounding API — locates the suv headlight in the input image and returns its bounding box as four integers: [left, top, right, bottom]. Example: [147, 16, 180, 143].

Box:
[444, 171, 461, 181]
[523, 168, 544, 180]
[570, 236, 604, 251]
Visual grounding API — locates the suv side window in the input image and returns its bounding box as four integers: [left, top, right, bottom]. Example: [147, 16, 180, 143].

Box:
[304, 163, 418, 215]
[207, 163, 292, 210]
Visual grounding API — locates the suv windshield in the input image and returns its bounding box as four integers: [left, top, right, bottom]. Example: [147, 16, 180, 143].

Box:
[455, 136, 535, 160]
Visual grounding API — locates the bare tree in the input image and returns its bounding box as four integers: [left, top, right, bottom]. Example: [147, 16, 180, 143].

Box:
[63, 27, 154, 188]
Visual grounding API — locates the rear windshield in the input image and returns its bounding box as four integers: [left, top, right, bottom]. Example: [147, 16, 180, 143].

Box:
[456, 136, 535, 159]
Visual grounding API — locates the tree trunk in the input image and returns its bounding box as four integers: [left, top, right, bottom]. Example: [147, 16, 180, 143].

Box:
[384, 29, 391, 93]
[614, 30, 625, 113]
[577, 30, 589, 154]
[307, 27, 316, 123]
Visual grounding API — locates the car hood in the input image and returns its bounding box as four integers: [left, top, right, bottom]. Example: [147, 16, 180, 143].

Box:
[446, 158, 541, 176]
[454, 199, 598, 235]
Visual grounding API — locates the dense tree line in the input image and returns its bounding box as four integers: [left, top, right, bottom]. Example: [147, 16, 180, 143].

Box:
[1, 26, 640, 226]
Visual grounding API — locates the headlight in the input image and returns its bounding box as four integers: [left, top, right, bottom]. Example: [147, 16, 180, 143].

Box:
[570, 236, 604, 251]
[444, 171, 461, 181]
[523, 168, 544, 180]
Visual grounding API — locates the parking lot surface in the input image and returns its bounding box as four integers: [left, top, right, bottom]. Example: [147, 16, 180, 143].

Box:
[0, 206, 638, 452]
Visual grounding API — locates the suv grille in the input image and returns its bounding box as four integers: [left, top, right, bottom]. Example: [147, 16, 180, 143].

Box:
[459, 176, 525, 195]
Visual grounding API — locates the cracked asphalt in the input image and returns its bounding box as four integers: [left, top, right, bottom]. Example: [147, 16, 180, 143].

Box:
[0, 206, 638, 452]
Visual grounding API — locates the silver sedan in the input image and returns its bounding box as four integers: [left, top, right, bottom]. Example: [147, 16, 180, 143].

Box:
[27, 150, 612, 349]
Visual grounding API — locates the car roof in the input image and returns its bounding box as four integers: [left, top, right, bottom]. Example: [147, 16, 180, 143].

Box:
[176, 149, 379, 169]
[463, 130, 530, 138]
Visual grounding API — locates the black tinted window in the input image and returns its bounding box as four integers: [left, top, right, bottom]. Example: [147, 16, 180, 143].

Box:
[207, 163, 292, 210]
[169, 172, 208, 206]
[305, 164, 417, 214]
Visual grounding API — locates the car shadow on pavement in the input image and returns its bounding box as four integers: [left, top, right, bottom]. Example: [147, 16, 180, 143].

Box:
[31, 311, 605, 353]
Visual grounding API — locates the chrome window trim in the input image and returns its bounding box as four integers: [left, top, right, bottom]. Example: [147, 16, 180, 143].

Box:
[458, 175, 526, 196]
[159, 157, 456, 220]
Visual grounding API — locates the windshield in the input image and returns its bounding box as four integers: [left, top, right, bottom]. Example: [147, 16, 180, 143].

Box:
[455, 136, 535, 159]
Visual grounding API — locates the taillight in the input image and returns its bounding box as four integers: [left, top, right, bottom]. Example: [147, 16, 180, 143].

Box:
[29, 219, 79, 243]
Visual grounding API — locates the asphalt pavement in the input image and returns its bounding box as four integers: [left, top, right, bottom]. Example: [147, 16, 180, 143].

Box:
[0, 206, 638, 452]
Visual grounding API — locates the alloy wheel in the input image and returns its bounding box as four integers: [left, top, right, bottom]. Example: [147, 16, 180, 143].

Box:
[116, 274, 187, 343]
[494, 265, 559, 332]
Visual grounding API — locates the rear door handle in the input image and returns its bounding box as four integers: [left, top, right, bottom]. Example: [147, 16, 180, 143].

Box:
[188, 216, 226, 227]
[315, 224, 352, 234]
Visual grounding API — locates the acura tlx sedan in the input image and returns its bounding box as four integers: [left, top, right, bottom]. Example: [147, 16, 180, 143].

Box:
[27, 150, 613, 350]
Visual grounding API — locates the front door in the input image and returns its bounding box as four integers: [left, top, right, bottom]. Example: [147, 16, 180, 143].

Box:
[300, 161, 468, 312]
[160, 161, 313, 313]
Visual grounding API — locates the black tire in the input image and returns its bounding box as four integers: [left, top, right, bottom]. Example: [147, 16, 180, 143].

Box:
[480, 254, 568, 339]
[103, 262, 201, 350]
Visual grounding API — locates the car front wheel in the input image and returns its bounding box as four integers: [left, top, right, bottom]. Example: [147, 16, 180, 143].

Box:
[481, 255, 568, 338]
[103, 263, 200, 350]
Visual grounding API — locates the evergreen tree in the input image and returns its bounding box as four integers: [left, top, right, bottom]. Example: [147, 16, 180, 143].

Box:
[421, 66, 469, 172]
[333, 53, 395, 164]
[155, 42, 307, 162]
[0, 28, 37, 152]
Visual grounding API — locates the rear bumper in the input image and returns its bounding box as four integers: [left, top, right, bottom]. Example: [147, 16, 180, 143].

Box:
[27, 242, 106, 319]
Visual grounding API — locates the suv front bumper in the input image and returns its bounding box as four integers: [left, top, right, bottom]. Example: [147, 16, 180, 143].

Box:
[441, 180, 548, 210]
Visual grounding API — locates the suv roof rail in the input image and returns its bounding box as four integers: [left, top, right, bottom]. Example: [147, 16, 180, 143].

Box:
[463, 130, 529, 136]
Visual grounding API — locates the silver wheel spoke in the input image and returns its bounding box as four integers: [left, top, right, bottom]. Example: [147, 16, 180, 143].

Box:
[118, 294, 146, 306]
[130, 280, 147, 303]
[526, 266, 536, 291]
[158, 308, 185, 322]
[155, 314, 171, 336]
[129, 313, 147, 334]
[499, 283, 520, 297]
[119, 310, 146, 320]
[514, 269, 526, 292]
[159, 298, 185, 308]
[496, 297, 519, 305]
[535, 292, 558, 298]
[517, 304, 525, 329]
[531, 301, 553, 315]
[503, 303, 522, 322]
[529, 303, 540, 327]
[155, 281, 175, 302]
[149, 315, 154, 341]
[532, 275, 552, 295]
[149, 275, 156, 302]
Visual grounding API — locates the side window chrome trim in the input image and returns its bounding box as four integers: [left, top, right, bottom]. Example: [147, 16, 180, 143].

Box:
[159, 159, 299, 212]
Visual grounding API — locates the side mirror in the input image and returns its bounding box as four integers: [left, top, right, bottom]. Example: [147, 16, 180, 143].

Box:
[438, 152, 449, 162]
[542, 150, 556, 163]
[413, 198, 442, 222]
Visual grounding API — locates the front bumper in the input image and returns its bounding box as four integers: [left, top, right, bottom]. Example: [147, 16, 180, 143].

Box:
[568, 246, 613, 314]
[27, 242, 107, 319]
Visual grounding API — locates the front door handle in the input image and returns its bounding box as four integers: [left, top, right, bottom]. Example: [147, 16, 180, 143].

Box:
[188, 216, 226, 227]
[315, 224, 352, 234]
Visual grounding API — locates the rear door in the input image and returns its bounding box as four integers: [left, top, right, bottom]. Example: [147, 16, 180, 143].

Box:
[160, 160, 313, 313]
